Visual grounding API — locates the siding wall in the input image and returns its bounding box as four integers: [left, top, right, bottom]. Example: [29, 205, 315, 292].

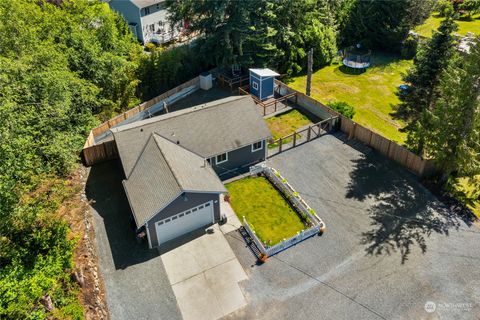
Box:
[147, 192, 221, 248]
[109, 0, 143, 42]
[210, 140, 267, 179]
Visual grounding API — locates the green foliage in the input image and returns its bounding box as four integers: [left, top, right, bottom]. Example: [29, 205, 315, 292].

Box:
[437, 0, 454, 17]
[460, 0, 480, 18]
[137, 45, 208, 100]
[0, 0, 144, 318]
[401, 35, 419, 59]
[341, 0, 435, 51]
[166, 0, 337, 75]
[395, 13, 458, 154]
[422, 39, 480, 178]
[327, 101, 356, 119]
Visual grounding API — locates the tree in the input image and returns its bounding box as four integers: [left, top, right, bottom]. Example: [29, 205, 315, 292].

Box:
[423, 38, 480, 180]
[341, 0, 435, 51]
[165, 0, 337, 74]
[460, 0, 480, 18]
[395, 12, 458, 155]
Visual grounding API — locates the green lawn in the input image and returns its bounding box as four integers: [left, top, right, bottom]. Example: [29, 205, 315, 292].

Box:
[288, 53, 411, 143]
[415, 13, 480, 38]
[226, 176, 306, 245]
[265, 109, 312, 147]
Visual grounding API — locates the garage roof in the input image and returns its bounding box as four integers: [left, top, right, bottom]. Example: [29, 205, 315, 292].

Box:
[123, 133, 226, 228]
[112, 95, 271, 177]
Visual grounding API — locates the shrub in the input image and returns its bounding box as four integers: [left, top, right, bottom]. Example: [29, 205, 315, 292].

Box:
[401, 35, 418, 59]
[327, 101, 356, 119]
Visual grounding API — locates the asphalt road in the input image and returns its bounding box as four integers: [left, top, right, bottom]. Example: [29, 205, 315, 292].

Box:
[224, 133, 480, 320]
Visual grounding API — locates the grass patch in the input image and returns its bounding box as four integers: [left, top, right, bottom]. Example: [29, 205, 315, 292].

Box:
[226, 176, 306, 245]
[415, 13, 480, 38]
[265, 109, 313, 147]
[449, 175, 480, 219]
[288, 53, 410, 144]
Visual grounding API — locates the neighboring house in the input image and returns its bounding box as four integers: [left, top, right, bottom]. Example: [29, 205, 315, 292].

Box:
[108, 0, 183, 44]
[111, 95, 272, 247]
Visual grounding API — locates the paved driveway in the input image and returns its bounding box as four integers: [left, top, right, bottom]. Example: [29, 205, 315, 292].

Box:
[224, 133, 480, 320]
[87, 161, 247, 320]
[87, 161, 182, 320]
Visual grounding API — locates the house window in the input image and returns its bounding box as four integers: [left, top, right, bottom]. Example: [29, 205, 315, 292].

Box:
[252, 81, 259, 90]
[251, 141, 263, 152]
[216, 153, 228, 164]
[144, 7, 150, 15]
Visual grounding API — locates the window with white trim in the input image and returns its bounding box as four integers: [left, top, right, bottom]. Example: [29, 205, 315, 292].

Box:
[252, 81, 259, 90]
[251, 141, 263, 152]
[216, 152, 228, 164]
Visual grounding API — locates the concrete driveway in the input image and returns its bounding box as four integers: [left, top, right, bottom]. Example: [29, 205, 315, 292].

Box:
[160, 223, 247, 320]
[224, 133, 480, 320]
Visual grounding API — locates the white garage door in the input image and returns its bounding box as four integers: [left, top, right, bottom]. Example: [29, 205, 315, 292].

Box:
[155, 201, 214, 245]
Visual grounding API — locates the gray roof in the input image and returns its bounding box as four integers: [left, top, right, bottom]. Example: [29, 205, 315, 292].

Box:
[123, 133, 226, 227]
[130, 0, 163, 8]
[112, 95, 272, 177]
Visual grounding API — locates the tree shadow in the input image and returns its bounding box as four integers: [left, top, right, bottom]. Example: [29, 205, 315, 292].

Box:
[345, 145, 476, 263]
[85, 160, 159, 270]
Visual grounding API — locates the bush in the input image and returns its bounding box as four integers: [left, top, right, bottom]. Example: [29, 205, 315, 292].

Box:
[401, 36, 418, 59]
[327, 101, 356, 119]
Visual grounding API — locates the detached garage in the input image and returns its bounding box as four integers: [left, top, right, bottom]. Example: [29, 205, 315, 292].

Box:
[122, 133, 226, 248]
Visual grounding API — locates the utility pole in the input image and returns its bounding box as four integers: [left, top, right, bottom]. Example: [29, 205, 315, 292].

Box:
[306, 48, 313, 96]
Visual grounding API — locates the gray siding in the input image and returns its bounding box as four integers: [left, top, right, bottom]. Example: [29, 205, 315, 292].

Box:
[140, 1, 166, 16]
[210, 140, 266, 178]
[109, 0, 143, 42]
[147, 192, 221, 248]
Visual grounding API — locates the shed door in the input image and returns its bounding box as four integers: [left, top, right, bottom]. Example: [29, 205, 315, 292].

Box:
[155, 201, 214, 245]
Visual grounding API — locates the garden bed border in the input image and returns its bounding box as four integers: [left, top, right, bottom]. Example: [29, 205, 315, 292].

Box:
[242, 164, 325, 258]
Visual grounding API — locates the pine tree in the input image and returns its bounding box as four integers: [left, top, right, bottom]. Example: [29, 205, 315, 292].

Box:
[395, 11, 458, 155]
[424, 38, 480, 180]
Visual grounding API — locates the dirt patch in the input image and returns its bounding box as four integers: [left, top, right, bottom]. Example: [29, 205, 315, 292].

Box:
[61, 166, 109, 320]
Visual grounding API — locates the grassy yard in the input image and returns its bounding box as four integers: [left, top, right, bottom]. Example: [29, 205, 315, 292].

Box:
[265, 109, 313, 146]
[288, 53, 411, 143]
[415, 13, 480, 38]
[226, 176, 305, 245]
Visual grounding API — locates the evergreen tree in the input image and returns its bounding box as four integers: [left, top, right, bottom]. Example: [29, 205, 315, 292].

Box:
[424, 39, 480, 180]
[395, 12, 458, 155]
[341, 0, 434, 51]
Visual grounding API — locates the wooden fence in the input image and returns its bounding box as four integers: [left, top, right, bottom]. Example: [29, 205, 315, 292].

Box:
[274, 80, 437, 177]
[81, 140, 119, 167]
[81, 76, 201, 166]
[268, 117, 338, 156]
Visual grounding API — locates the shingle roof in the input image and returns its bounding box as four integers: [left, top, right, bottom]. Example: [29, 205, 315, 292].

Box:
[123, 133, 226, 228]
[112, 95, 271, 177]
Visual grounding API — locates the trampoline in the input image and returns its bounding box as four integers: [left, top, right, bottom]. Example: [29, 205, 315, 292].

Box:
[341, 45, 371, 71]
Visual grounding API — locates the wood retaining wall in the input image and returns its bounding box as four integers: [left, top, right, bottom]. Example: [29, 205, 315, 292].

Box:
[275, 80, 437, 177]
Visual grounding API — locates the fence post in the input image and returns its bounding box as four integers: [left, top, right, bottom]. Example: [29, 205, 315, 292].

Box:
[293, 133, 296, 147]
[307, 126, 311, 141]
[295, 93, 298, 104]
[279, 139, 283, 153]
[274, 100, 277, 112]
[263, 105, 266, 116]
[349, 123, 357, 139]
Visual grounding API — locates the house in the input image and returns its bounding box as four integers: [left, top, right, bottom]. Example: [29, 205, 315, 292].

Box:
[111, 95, 272, 247]
[249, 68, 280, 101]
[108, 0, 183, 44]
